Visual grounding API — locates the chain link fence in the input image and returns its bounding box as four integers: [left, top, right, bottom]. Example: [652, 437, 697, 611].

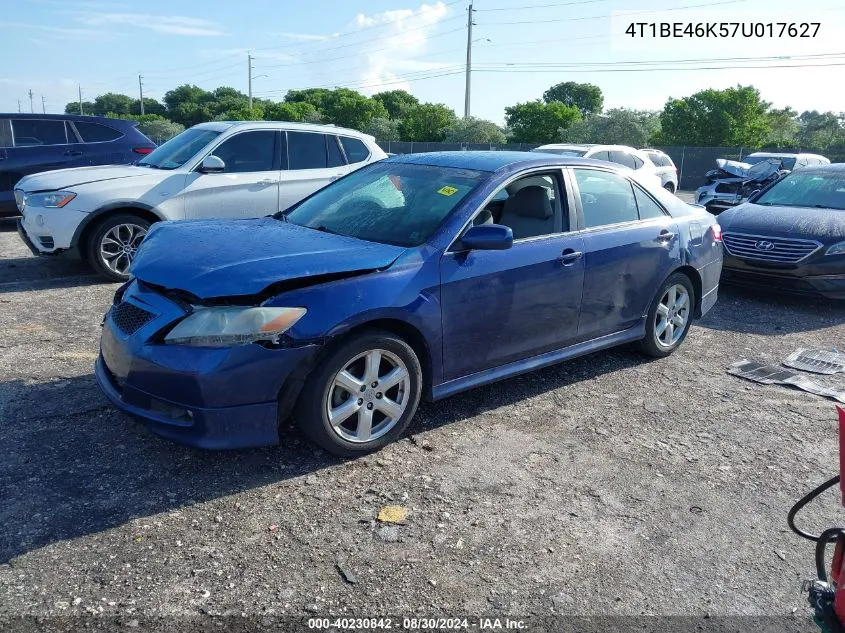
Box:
[376, 141, 845, 192]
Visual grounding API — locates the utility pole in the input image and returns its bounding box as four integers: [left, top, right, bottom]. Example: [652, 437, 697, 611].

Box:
[41, 95, 46, 114]
[138, 74, 145, 115]
[248, 53, 254, 110]
[17, 100, 21, 113]
[28, 89, 34, 113]
[78, 84, 84, 115]
[464, 2, 475, 118]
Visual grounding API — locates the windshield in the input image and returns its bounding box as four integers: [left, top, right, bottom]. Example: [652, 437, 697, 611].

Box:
[137, 128, 221, 170]
[755, 170, 845, 210]
[284, 162, 485, 246]
[745, 155, 796, 170]
[532, 148, 586, 157]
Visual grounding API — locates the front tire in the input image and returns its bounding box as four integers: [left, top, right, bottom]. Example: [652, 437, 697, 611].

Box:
[636, 272, 695, 358]
[664, 182, 676, 194]
[295, 330, 423, 457]
[86, 214, 150, 282]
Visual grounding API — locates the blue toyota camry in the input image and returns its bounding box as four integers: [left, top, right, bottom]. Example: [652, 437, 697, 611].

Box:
[95, 152, 723, 456]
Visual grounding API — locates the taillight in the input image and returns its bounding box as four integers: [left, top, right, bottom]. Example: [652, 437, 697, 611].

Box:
[133, 147, 153, 155]
[711, 224, 722, 242]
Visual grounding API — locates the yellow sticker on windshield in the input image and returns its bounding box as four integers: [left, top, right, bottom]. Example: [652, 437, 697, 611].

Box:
[437, 185, 458, 196]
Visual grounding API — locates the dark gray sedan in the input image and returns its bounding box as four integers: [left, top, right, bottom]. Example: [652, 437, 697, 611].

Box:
[718, 164, 845, 299]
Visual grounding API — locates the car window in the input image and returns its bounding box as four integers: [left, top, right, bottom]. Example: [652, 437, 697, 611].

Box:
[211, 131, 276, 173]
[633, 185, 666, 219]
[609, 150, 636, 169]
[340, 136, 370, 164]
[285, 162, 485, 247]
[632, 155, 644, 169]
[590, 150, 610, 161]
[74, 121, 122, 142]
[574, 169, 639, 228]
[11, 119, 68, 146]
[491, 173, 563, 239]
[755, 171, 845, 211]
[288, 131, 327, 170]
[327, 135, 345, 168]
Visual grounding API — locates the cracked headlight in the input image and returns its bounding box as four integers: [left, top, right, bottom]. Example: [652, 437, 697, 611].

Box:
[164, 306, 307, 347]
[27, 191, 76, 208]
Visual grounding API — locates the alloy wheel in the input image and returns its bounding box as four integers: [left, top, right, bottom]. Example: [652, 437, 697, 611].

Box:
[99, 223, 147, 276]
[655, 283, 690, 348]
[325, 348, 410, 443]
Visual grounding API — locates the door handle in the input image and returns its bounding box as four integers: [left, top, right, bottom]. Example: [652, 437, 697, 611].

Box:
[257, 179, 279, 186]
[63, 150, 83, 156]
[656, 230, 675, 242]
[558, 249, 583, 266]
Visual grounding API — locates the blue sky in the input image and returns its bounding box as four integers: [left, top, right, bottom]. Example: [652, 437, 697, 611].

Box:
[2, 0, 844, 124]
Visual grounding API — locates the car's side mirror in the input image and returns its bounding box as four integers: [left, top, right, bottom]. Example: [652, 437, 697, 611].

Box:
[461, 224, 513, 251]
[199, 155, 225, 174]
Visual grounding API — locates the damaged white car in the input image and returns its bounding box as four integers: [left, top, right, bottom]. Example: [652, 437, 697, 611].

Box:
[695, 152, 829, 214]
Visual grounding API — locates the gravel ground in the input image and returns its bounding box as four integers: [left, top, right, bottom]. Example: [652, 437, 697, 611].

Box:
[1, 211, 845, 623]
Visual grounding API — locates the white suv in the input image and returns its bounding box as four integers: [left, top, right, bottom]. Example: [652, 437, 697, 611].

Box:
[15, 121, 386, 280]
[531, 143, 662, 189]
[640, 148, 679, 193]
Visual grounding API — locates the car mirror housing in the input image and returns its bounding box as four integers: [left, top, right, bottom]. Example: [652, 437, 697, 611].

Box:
[461, 224, 513, 251]
[199, 155, 225, 174]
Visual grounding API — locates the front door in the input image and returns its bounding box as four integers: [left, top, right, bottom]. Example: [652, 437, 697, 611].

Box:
[439, 170, 585, 381]
[183, 129, 281, 220]
[570, 167, 680, 340]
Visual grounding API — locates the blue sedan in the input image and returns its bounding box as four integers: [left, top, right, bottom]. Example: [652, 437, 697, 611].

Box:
[95, 152, 723, 455]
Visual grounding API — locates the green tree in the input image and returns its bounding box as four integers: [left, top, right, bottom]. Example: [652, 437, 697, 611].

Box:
[136, 118, 184, 143]
[372, 90, 419, 120]
[765, 107, 799, 148]
[399, 103, 458, 142]
[658, 85, 771, 147]
[65, 100, 95, 115]
[561, 108, 660, 147]
[91, 93, 134, 116]
[443, 117, 506, 144]
[321, 89, 387, 130]
[504, 100, 581, 143]
[163, 84, 214, 126]
[284, 88, 333, 111]
[364, 116, 401, 142]
[263, 101, 318, 122]
[542, 82, 603, 116]
[130, 97, 166, 116]
[796, 111, 845, 150]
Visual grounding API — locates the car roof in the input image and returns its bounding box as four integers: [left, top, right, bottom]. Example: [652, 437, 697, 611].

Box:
[386, 150, 618, 172]
[191, 120, 373, 138]
[535, 143, 595, 150]
[747, 151, 829, 160]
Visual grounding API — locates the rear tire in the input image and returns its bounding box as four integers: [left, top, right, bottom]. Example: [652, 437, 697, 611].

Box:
[85, 213, 150, 282]
[295, 330, 422, 457]
[636, 272, 695, 358]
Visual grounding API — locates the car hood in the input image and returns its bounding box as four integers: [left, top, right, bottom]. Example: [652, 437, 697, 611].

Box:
[17, 165, 163, 192]
[130, 218, 407, 300]
[718, 202, 845, 241]
[715, 158, 781, 181]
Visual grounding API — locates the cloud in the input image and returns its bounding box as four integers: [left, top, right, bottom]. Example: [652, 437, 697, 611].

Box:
[73, 12, 226, 36]
[0, 20, 113, 40]
[351, 1, 451, 94]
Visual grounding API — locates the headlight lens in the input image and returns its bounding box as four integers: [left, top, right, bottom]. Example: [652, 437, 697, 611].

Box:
[164, 306, 307, 347]
[826, 241, 845, 256]
[27, 191, 76, 208]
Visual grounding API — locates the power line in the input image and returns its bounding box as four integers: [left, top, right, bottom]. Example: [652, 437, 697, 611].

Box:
[476, 0, 607, 10]
[473, 61, 845, 73]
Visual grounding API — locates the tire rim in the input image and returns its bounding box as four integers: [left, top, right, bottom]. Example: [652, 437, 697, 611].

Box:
[655, 283, 690, 348]
[325, 348, 410, 443]
[99, 223, 147, 276]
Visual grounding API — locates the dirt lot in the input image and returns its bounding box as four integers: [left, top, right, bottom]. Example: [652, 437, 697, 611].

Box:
[2, 212, 845, 622]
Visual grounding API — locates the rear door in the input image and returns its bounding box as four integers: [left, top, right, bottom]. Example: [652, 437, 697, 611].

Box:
[71, 119, 126, 165]
[8, 118, 78, 182]
[279, 131, 348, 212]
[569, 166, 679, 340]
[183, 129, 281, 220]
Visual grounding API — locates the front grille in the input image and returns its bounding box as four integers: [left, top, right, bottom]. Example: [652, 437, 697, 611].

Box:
[38, 236, 54, 249]
[722, 232, 822, 264]
[111, 301, 155, 335]
[715, 182, 740, 194]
